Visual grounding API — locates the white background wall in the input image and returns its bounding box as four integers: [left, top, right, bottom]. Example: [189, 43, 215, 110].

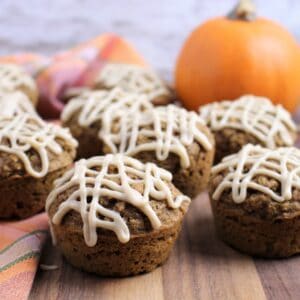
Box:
[0, 0, 299, 79]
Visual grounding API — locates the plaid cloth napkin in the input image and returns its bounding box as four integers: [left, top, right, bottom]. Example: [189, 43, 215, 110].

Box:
[0, 33, 146, 300]
[0, 214, 48, 300]
[0, 33, 146, 119]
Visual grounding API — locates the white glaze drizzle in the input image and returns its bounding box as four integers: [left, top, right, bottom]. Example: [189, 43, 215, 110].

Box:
[46, 154, 190, 246]
[100, 104, 213, 168]
[0, 113, 78, 178]
[0, 91, 37, 117]
[61, 87, 152, 126]
[212, 144, 300, 203]
[0, 64, 37, 96]
[96, 63, 171, 101]
[199, 95, 296, 148]
[62, 88, 212, 168]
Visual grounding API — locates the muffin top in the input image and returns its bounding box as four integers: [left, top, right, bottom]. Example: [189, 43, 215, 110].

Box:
[46, 154, 190, 246]
[210, 144, 300, 218]
[62, 87, 152, 128]
[0, 64, 38, 104]
[0, 91, 37, 117]
[101, 104, 214, 168]
[62, 88, 214, 168]
[0, 113, 78, 179]
[94, 63, 173, 104]
[199, 95, 297, 148]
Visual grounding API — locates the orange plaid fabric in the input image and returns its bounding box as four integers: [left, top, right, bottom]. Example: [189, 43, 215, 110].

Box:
[0, 33, 146, 118]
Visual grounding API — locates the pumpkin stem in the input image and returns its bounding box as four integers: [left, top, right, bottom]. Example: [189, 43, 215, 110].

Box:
[228, 0, 256, 21]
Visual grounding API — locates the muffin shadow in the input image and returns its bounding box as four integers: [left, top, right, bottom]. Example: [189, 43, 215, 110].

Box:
[181, 196, 244, 259]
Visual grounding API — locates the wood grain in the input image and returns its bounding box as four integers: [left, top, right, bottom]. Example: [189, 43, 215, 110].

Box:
[30, 191, 300, 300]
[255, 259, 300, 300]
[163, 193, 266, 300]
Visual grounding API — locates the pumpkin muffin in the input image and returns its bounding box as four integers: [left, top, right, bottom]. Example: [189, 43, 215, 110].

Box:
[0, 113, 77, 219]
[46, 154, 190, 277]
[0, 64, 38, 105]
[101, 104, 215, 197]
[93, 63, 174, 105]
[62, 90, 215, 197]
[62, 87, 153, 159]
[209, 144, 300, 258]
[64, 63, 174, 106]
[199, 95, 297, 163]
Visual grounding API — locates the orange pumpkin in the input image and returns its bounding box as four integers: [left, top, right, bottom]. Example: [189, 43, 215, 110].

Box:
[175, 0, 300, 112]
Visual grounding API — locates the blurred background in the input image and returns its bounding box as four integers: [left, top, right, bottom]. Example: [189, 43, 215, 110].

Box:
[0, 0, 299, 79]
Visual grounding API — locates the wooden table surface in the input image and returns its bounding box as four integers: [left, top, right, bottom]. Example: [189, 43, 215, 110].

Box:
[30, 192, 300, 300]
[1, 1, 298, 298]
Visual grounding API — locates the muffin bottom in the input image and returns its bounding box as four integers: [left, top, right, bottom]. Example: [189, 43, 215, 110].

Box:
[52, 220, 183, 277]
[210, 200, 300, 258]
[0, 166, 69, 219]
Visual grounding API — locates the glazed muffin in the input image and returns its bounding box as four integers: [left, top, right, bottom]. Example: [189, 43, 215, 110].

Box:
[93, 63, 174, 105]
[62, 88, 214, 197]
[0, 113, 77, 219]
[0, 64, 38, 105]
[46, 154, 190, 277]
[101, 103, 215, 197]
[62, 87, 153, 159]
[199, 95, 297, 163]
[209, 144, 300, 258]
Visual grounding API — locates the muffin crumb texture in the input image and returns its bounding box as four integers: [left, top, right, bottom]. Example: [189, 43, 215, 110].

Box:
[200, 95, 297, 163]
[210, 144, 300, 257]
[0, 112, 77, 218]
[0, 113, 77, 178]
